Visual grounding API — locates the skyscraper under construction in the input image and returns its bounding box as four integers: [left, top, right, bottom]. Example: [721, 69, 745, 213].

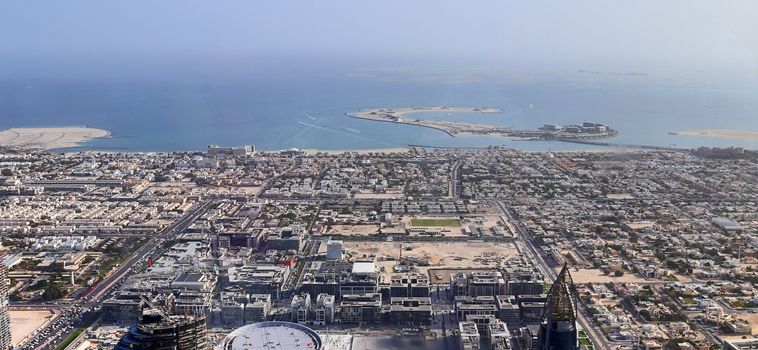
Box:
[0, 264, 10, 350]
[115, 308, 207, 350]
[538, 264, 578, 350]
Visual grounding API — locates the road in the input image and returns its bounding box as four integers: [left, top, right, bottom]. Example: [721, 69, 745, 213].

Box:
[83, 199, 212, 304]
[497, 201, 616, 350]
[19, 200, 212, 350]
[285, 239, 322, 292]
[500, 201, 719, 349]
[656, 285, 721, 347]
[449, 160, 462, 198]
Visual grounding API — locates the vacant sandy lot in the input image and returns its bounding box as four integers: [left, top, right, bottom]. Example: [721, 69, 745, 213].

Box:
[11, 309, 55, 346]
[571, 268, 660, 284]
[0, 127, 110, 150]
[148, 181, 196, 192]
[734, 313, 758, 335]
[343, 241, 519, 283]
[607, 193, 635, 200]
[404, 215, 509, 238]
[353, 193, 405, 199]
[328, 224, 380, 236]
[625, 221, 656, 229]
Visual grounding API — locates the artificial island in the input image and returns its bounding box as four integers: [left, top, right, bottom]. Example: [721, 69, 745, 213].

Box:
[0, 127, 110, 150]
[346, 106, 619, 140]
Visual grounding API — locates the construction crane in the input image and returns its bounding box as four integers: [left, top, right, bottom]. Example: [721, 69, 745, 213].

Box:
[139, 293, 175, 325]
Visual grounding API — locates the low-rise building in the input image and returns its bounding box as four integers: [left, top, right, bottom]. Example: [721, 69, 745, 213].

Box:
[459, 321, 481, 350]
[389, 297, 433, 325]
[339, 293, 382, 324]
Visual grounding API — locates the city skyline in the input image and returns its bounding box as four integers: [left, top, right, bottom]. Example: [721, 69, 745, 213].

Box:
[0, 2, 756, 350]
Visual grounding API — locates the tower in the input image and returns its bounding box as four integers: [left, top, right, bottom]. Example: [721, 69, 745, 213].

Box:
[538, 264, 578, 350]
[115, 308, 207, 350]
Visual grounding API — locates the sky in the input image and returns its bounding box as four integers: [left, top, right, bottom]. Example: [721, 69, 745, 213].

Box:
[1, 1, 757, 82]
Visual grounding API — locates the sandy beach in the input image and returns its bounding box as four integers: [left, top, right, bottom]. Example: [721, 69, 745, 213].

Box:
[0, 127, 111, 150]
[671, 129, 758, 141]
[302, 147, 409, 155]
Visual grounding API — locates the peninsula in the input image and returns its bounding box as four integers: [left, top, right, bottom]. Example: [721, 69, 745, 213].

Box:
[346, 106, 619, 140]
[0, 127, 111, 150]
[346, 106, 504, 136]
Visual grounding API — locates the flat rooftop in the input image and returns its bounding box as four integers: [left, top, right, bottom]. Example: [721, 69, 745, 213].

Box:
[220, 321, 322, 350]
[174, 273, 204, 283]
[352, 262, 376, 274]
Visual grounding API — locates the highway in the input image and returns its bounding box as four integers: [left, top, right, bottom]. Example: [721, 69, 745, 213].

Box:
[449, 160, 462, 198]
[285, 239, 322, 292]
[83, 199, 212, 304]
[20, 200, 212, 350]
[497, 201, 616, 350]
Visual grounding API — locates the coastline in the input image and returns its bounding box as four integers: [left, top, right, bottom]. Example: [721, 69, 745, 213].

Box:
[302, 147, 409, 155]
[4, 125, 754, 155]
[346, 111, 456, 136]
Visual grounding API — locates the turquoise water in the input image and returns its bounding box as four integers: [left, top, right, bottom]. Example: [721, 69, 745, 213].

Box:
[1, 73, 756, 152]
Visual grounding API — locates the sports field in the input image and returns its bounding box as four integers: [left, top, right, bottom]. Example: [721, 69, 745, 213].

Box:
[410, 218, 461, 227]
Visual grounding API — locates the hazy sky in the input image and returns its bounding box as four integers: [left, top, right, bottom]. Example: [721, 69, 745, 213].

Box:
[1, 1, 757, 81]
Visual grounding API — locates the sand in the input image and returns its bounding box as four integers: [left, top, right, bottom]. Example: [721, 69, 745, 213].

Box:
[10, 309, 55, 346]
[671, 129, 758, 141]
[303, 147, 410, 155]
[328, 224, 381, 236]
[734, 313, 758, 335]
[353, 193, 405, 199]
[343, 241, 520, 283]
[384, 106, 502, 117]
[0, 127, 111, 150]
[570, 268, 663, 284]
[606, 193, 635, 200]
[348, 107, 506, 137]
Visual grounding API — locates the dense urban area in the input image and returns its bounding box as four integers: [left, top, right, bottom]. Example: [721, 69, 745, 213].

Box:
[0, 144, 756, 350]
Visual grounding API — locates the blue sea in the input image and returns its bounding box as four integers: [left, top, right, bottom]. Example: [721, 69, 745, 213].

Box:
[1, 68, 757, 152]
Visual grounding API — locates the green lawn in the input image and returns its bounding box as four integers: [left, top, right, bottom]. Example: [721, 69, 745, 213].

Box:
[731, 300, 758, 308]
[411, 218, 461, 227]
[578, 334, 594, 350]
[55, 328, 85, 350]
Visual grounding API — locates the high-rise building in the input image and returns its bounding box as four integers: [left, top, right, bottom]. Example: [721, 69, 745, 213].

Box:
[326, 240, 343, 260]
[0, 264, 10, 350]
[115, 308, 207, 350]
[538, 264, 578, 350]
